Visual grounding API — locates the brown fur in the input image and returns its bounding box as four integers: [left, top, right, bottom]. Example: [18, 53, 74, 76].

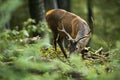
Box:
[46, 9, 91, 58]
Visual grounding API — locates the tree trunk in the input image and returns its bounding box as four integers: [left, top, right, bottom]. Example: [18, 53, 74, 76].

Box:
[44, 0, 58, 12]
[28, 0, 45, 24]
[57, 0, 71, 11]
[87, 0, 93, 32]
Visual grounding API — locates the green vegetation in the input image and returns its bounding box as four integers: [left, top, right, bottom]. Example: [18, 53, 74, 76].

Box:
[0, 0, 120, 80]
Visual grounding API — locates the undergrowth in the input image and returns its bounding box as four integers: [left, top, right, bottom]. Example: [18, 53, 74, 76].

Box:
[0, 19, 120, 80]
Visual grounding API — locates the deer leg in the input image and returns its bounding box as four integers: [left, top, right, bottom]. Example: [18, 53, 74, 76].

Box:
[57, 37, 67, 58]
[53, 34, 58, 51]
[54, 40, 57, 51]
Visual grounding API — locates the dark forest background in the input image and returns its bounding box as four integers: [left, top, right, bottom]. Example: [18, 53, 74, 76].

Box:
[0, 0, 120, 80]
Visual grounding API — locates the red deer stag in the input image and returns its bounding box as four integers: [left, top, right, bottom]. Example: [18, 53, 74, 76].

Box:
[46, 9, 91, 58]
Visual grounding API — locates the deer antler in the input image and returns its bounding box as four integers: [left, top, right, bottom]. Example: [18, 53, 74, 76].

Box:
[57, 21, 73, 41]
[76, 30, 91, 43]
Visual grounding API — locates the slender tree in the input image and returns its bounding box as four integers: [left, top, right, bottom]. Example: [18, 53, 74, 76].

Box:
[57, 0, 71, 11]
[28, 0, 45, 24]
[44, 0, 58, 12]
[87, 0, 93, 32]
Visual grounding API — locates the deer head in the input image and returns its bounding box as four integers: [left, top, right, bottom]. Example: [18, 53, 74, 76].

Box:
[57, 21, 91, 57]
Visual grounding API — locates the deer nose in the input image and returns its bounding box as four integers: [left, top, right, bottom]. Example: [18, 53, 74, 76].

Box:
[76, 45, 79, 50]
